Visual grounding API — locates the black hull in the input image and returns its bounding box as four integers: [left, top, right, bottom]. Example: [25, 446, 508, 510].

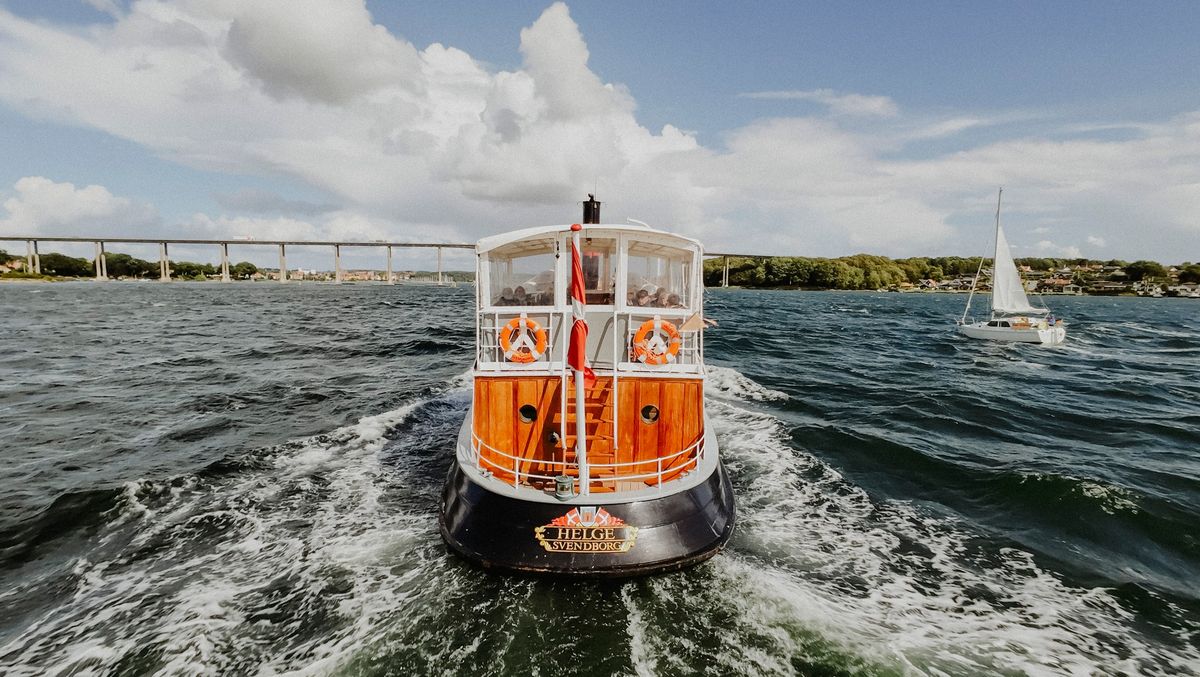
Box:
[439, 461, 735, 577]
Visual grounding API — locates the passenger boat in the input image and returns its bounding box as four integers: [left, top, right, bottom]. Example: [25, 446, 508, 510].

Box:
[957, 189, 1067, 345]
[440, 196, 735, 576]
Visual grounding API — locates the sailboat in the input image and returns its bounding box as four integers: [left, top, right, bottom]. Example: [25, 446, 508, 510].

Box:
[957, 189, 1067, 345]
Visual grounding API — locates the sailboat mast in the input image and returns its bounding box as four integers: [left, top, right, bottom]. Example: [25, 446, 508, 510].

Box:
[988, 188, 1003, 314]
[959, 187, 1001, 324]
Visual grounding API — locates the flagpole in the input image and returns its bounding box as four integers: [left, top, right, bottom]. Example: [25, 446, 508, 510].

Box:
[571, 223, 589, 495]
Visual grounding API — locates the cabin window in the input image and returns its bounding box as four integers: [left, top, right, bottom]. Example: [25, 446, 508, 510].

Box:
[625, 241, 693, 309]
[580, 237, 617, 305]
[487, 239, 556, 307]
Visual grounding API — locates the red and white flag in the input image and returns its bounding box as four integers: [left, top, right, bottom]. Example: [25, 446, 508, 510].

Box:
[568, 224, 596, 386]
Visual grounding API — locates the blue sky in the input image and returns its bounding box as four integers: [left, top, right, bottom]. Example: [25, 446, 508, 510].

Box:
[0, 1, 1198, 268]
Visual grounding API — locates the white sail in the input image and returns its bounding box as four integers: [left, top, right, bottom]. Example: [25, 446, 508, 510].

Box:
[990, 224, 1043, 315]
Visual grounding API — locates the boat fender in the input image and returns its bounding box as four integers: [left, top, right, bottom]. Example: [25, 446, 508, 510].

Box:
[499, 314, 548, 363]
[632, 316, 682, 365]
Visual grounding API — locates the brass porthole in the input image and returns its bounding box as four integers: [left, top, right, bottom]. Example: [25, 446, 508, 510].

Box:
[640, 405, 660, 424]
[519, 404, 538, 423]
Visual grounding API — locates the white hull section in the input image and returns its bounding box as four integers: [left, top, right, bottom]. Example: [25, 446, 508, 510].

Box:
[958, 322, 1066, 345]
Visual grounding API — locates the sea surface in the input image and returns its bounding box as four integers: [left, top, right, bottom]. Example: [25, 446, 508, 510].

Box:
[0, 282, 1197, 676]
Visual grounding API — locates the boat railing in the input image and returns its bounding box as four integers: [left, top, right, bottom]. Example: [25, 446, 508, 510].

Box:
[469, 433, 704, 494]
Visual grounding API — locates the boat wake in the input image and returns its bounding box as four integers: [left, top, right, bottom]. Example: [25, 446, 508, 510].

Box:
[675, 399, 1200, 674]
[1, 368, 1197, 675]
[0, 383, 475, 675]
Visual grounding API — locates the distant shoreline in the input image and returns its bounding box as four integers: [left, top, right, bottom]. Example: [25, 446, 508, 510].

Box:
[5, 276, 1197, 299]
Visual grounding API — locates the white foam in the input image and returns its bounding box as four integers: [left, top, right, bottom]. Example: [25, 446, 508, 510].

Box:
[706, 365, 787, 402]
[0, 384, 469, 676]
[4, 367, 1196, 675]
[690, 396, 1200, 674]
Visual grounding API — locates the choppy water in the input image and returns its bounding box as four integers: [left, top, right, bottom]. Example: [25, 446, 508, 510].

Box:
[1, 282, 1197, 676]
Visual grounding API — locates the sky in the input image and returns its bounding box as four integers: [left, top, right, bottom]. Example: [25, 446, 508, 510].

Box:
[0, 0, 1198, 269]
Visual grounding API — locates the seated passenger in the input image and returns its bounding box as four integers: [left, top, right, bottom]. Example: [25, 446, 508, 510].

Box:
[654, 287, 670, 307]
[635, 289, 652, 306]
[666, 293, 684, 308]
[496, 287, 515, 305]
[513, 286, 529, 305]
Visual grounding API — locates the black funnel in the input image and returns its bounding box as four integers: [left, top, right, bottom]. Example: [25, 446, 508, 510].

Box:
[582, 194, 601, 224]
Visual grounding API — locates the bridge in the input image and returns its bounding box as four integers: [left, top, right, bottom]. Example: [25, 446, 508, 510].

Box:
[0, 235, 767, 286]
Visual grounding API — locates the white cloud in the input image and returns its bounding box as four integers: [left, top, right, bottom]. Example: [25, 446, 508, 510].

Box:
[0, 176, 158, 235]
[0, 2, 1198, 260]
[82, 0, 121, 18]
[1033, 240, 1082, 259]
[739, 88, 899, 118]
[224, 0, 423, 104]
[1087, 235, 1106, 247]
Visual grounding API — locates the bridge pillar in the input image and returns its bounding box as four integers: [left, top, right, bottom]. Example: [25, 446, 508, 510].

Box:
[159, 242, 170, 281]
[722, 256, 729, 288]
[437, 246, 443, 285]
[386, 246, 394, 285]
[26, 240, 41, 274]
[334, 244, 342, 283]
[220, 243, 230, 282]
[94, 242, 108, 280]
[278, 244, 288, 282]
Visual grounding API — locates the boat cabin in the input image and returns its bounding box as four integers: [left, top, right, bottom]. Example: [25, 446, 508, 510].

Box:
[468, 222, 709, 497]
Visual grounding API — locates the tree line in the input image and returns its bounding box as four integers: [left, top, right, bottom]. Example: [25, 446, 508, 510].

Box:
[703, 255, 1200, 289]
[6, 248, 1196, 287]
[0, 249, 259, 280]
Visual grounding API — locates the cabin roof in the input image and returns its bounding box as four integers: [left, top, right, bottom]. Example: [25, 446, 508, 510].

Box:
[475, 223, 702, 255]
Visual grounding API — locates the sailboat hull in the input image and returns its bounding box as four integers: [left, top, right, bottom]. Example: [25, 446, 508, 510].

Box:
[439, 458, 736, 577]
[958, 322, 1066, 345]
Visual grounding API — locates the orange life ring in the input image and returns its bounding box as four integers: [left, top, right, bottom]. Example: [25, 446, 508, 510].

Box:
[632, 318, 682, 365]
[498, 316, 547, 363]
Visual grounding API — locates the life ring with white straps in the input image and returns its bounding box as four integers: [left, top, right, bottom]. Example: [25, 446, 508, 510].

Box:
[498, 314, 547, 363]
[632, 317, 682, 365]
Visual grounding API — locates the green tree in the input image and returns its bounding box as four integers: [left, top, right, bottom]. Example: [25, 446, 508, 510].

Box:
[1177, 264, 1200, 284]
[230, 261, 258, 279]
[170, 260, 219, 279]
[104, 253, 157, 278]
[39, 252, 93, 276]
[1124, 260, 1168, 282]
[764, 257, 814, 286]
